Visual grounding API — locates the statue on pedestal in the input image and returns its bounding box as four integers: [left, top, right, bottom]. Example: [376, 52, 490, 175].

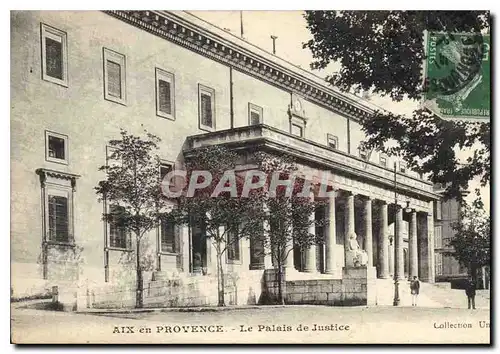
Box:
[345, 232, 368, 267]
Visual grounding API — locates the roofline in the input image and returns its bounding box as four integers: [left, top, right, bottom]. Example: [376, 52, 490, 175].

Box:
[104, 10, 386, 122]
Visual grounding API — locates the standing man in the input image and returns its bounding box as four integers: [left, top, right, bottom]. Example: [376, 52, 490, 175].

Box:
[410, 276, 420, 307]
[465, 277, 476, 309]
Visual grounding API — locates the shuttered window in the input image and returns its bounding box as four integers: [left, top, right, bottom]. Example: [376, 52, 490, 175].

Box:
[199, 85, 215, 130]
[46, 38, 63, 80]
[161, 220, 176, 253]
[227, 227, 240, 261]
[156, 68, 175, 119]
[107, 60, 122, 98]
[201, 93, 213, 127]
[250, 111, 260, 125]
[48, 195, 69, 242]
[248, 103, 263, 125]
[103, 48, 126, 104]
[435, 253, 443, 276]
[41, 23, 67, 86]
[434, 226, 443, 248]
[435, 200, 442, 220]
[158, 80, 171, 114]
[109, 205, 129, 249]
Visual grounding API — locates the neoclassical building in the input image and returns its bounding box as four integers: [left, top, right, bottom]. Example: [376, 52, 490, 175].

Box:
[11, 10, 440, 305]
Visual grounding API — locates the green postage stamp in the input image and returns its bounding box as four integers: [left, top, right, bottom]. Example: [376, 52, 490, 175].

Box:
[423, 32, 490, 122]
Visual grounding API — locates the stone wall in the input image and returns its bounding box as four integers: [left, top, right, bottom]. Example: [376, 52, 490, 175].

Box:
[263, 266, 377, 307]
[81, 269, 264, 309]
[286, 279, 343, 305]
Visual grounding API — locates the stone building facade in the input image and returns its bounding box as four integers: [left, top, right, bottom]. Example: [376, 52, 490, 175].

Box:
[11, 10, 441, 305]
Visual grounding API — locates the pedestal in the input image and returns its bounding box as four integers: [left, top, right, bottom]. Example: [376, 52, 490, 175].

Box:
[341, 266, 377, 306]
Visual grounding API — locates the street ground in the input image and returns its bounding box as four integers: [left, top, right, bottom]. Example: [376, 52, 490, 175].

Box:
[11, 300, 490, 344]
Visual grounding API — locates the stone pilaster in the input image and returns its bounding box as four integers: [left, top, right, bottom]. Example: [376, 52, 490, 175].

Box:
[394, 205, 404, 280]
[378, 201, 390, 279]
[427, 207, 435, 283]
[324, 191, 336, 274]
[409, 210, 418, 279]
[364, 197, 373, 267]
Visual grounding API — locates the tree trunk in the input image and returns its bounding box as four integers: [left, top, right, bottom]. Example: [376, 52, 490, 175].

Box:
[135, 236, 143, 308]
[217, 252, 225, 307]
[277, 262, 285, 305]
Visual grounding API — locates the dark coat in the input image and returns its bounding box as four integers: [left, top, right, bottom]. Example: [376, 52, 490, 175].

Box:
[465, 280, 476, 297]
[410, 280, 420, 294]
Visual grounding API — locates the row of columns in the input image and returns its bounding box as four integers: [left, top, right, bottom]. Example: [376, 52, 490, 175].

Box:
[296, 190, 433, 281]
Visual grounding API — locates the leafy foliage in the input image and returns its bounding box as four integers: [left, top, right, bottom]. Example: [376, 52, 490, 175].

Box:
[253, 152, 326, 304]
[95, 129, 170, 307]
[303, 11, 490, 201]
[168, 146, 267, 306]
[303, 11, 489, 100]
[447, 189, 490, 278]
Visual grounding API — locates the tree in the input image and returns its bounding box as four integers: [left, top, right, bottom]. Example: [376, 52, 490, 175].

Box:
[447, 189, 490, 282]
[168, 146, 266, 307]
[254, 152, 325, 305]
[95, 130, 168, 308]
[303, 11, 490, 201]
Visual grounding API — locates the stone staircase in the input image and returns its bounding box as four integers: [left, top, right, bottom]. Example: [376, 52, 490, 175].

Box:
[375, 278, 491, 309]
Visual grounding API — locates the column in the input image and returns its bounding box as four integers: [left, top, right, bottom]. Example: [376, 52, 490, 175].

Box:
[303, 193, 317, 273]
[324, 191, 336, 274]
[427, 208, 435, 283]
[378, 201, 389, 278]
[285, 224, 295, 269]
[344, 191, 356, 267]
[409, 210, 418, 279]
[364, 197, 373, 267]
[345, 192, 355, 238]
[394, 205, 404, 280]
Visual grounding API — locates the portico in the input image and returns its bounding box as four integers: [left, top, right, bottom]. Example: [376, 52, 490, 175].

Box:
[184, 124, 439, 283]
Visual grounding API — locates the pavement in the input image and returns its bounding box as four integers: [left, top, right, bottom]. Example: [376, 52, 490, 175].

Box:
[11, 299, 491, 344]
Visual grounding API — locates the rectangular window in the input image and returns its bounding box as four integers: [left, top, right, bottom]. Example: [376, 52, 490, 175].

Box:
[380, 155, 387, 167]
[160, 163, 173, 181]
[399, 162, 407, 174]
[45, 131, 68, 164]
[109, 205, 129, 249]
[48, 195, 69, 243]
[435, 253, 443, 276]
[226, 227, 240, 262]
[103, 48, 126, 105]
[291, 124, 303, 138]
[156, 68, 175, 120]
[41, 23, 68, 86]
[199, 85, 215, 131]
[248, 103, 263, 125]
[159, 162, 173, 194]
[327, 134, 338, 150]
[161, 220, 176, 253]
[435, 200, 442, 220]
[434, 226, 443, 248]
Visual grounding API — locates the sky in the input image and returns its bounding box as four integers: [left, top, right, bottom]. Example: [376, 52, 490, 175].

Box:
[192, 11, 490, 211]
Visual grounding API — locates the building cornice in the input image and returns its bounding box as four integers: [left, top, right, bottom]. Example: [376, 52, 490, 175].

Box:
[103, 10, 376, 122]
[183, 124, 439, 202]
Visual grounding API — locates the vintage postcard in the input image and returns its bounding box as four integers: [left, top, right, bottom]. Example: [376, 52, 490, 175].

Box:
[10, 10, 490, 344]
